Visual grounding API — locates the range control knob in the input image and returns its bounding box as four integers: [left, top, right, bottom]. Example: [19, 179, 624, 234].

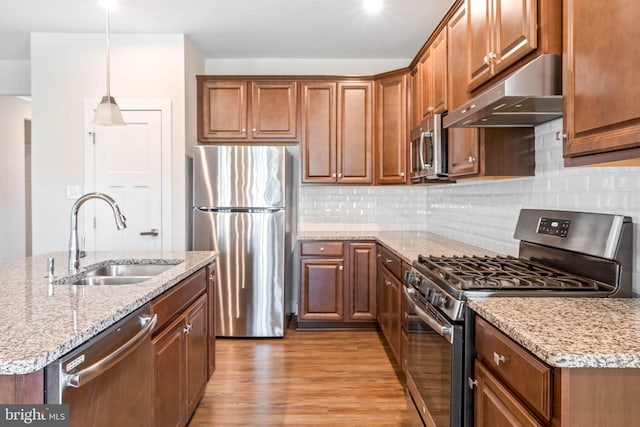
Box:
[431, 292, 447, 308]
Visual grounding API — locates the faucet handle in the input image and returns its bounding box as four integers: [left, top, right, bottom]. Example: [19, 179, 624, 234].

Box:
[47, 257, 55, 281]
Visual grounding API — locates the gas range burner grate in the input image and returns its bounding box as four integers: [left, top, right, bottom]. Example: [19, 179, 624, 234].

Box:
[417, 255, 603, 291]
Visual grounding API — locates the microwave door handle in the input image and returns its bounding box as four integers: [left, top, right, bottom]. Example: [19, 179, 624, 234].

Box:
[419, 132, 427, 170]
[422, 131, 433, 170]
[402, 286, 453, 343]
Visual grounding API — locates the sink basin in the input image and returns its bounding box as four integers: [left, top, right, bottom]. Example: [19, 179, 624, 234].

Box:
[69, 276, 152, 286]
[85, 263, 174, 277]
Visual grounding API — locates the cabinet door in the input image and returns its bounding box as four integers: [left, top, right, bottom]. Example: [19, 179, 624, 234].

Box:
[430, 29, 448, 114]
[492, 0, 537, 75]
[251, 81, 297, 139]
[381, 267, 401, 363]
[206, 263, 216, 380]
[301, 82, 337, 183]
[563, 0, 640, 164]
[185, 295, 208, 418]
[199, 80, 248, 140]
[337, 82, 373, 184]
[419, 49, 433, 120]
[153, 316, 186, 427]
[299, 258, 344, 321]
[409, 68, 421, 131]
[475, 361, 543, 427]
[449, 128, 480, 177]
[447, 2, 471, 111]
[376, 74, 408, 185]
[468, 0, 492, 90]
[347, 242, 377, 322]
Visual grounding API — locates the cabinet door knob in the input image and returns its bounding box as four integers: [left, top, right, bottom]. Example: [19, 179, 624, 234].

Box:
[337, 173, 343, 178]
[241, 128, 246, 132]
[468, 377, 478, 389]
[252, 128, 256, 132]
[385, 259, 393, 264]
[483, 55, 490, 65]
[331, 173, 337, 178]
[339, 265, 344, 271]
[468, 156, 476, 163]
[319, 247, 325, 252]
[493, 352, 507, 366]
[399, 172, 405, 177]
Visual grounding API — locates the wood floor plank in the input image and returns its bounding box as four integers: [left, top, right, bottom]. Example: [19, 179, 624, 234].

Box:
[188, 327, 423, 426]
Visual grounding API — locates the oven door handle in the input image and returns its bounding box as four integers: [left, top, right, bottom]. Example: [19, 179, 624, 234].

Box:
[403, 286, 453, 344]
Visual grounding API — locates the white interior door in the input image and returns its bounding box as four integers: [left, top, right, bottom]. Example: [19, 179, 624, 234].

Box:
[83, 101, 171, 252]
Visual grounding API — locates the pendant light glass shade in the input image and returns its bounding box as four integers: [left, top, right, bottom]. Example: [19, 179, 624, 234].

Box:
[93, 95, 125, 125]
[92, 9, 125, 126]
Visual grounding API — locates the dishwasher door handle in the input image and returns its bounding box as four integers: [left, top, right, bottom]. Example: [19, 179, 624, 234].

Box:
[65, 314, 158, 388]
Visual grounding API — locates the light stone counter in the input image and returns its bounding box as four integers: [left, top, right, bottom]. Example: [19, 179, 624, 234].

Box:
[469, 297, 640, 368]
[297, 230, 500, 263]
[0, 250, 215, 375]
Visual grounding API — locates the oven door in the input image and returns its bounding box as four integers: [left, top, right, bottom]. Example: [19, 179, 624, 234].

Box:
[403, 285, 464, 427]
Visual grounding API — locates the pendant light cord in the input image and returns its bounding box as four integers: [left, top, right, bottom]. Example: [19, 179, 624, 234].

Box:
[105, 9, 111, 98]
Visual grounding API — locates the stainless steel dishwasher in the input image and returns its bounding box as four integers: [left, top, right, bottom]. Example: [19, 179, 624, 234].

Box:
[46, 303, 157, 427]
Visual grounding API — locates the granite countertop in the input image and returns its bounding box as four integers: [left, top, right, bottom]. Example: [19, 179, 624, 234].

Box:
[0, 250, 215, 375]
[469, 298, 640, 369]
[297, 230, 500, 262]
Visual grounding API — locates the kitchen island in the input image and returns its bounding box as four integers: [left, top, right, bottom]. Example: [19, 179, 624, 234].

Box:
[469, 297, 640, 426]
[0, 250, 215, 406]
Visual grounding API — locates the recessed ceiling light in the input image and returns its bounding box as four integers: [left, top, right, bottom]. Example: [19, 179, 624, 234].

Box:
[363, 0, 384, 14]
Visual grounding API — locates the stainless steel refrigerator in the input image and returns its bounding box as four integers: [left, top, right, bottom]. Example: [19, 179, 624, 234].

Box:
[192, 145, 294, 337]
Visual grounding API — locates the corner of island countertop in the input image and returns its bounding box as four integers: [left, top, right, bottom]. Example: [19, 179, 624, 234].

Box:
[0, 250, 216, 375]
[469, 297, 640, 369]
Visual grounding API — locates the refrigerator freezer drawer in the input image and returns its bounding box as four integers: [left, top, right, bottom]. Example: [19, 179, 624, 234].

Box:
[193, 145, 286, 209]
[193, 209, 285, 337]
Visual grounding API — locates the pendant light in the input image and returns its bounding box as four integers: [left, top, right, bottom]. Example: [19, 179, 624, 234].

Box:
[92, 5, 125, 126]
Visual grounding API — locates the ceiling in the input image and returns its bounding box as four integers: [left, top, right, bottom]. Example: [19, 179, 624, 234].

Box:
[0, 0, 455, 61]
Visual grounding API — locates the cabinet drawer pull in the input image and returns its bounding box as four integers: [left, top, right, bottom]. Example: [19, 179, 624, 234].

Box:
[493, 352, 507, 366]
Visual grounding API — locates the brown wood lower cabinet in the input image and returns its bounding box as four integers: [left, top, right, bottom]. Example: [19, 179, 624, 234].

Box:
[298, 240, 376, 328]
[152, 269, 210, 427]
[473, 315, 640, 427]
[376, 244, 405, 365]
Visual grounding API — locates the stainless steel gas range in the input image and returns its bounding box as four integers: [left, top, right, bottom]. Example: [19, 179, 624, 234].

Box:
[402, 209, 633, 427]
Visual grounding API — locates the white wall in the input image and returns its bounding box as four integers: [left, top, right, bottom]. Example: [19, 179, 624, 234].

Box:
[30, 33, 188, 255]
[0, 97, 31, 261]
[0, 60, 30, 95]
[425, 118, 640, 294]
[205, 58, 409, 75]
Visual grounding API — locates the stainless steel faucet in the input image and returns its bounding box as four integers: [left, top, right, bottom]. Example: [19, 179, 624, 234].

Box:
[69, 192, 126, 273]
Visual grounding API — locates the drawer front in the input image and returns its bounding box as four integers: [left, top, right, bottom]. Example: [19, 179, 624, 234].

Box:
[152, 268, 207, 332]
[379, 245, 402, 278]
[300, 241, 344, 257]
[475, 316, 552, 422]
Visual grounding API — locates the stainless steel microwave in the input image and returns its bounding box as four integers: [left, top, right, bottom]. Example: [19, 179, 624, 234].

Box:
[410, 114, 448, 183]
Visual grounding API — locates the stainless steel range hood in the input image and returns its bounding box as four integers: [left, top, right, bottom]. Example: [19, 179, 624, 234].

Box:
[444, 54, 562, 128]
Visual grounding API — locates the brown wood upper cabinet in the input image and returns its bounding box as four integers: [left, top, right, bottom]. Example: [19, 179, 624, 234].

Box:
[301, 81, 373, 184]
[375, 73, 408, 185]
[447, 2, 535, 179]
[418, 28, 448, 120]
[562, 0, 640, 166]
[197, 78, 297, 142]
[467, 0, 538, 91]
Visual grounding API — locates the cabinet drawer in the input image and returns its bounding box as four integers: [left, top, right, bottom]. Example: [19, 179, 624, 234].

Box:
[152, 269, 207, 333]
[300, 241, 344, 257]
[475, 316, 552, 422]
[379, 245, 402, 278]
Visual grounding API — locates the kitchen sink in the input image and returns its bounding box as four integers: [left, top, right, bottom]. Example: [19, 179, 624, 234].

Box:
[68, 276, 152, 286]
[85, 263, 174, 277]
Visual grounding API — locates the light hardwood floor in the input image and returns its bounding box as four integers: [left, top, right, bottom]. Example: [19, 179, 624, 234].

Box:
[189, 325, 423, 426]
